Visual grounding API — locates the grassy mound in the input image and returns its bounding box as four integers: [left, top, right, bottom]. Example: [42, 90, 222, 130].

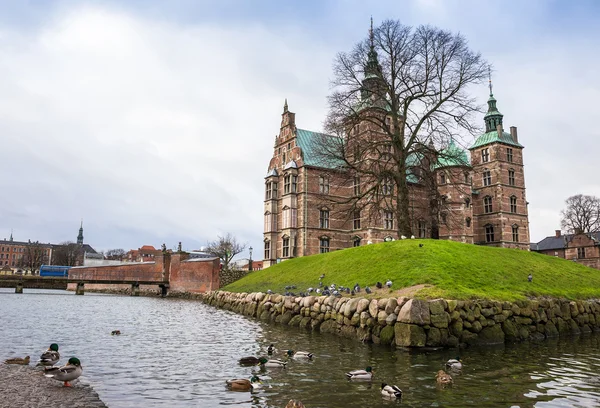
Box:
[224, 240, 600, 301]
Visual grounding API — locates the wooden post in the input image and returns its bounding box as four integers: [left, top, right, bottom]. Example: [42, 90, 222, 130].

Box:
[75, 282, 85, 295]
[131, 282, 140, 296]
[15, 282, 23, 294]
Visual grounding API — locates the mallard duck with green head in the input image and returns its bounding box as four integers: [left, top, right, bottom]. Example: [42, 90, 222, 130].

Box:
[258, 357, 287, 368]
[226, 375, 261, 391]
[4, 356, 30, 365]
[37, 343, 60, 367]
[446, 357, 462, 370]
[346, 366, 373, 380]
[286, 350, 314, 360]
[380, 383, 402, 399]
[44, 357, 83, 387]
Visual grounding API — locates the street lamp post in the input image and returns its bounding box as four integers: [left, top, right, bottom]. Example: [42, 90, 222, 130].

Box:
[249, 246, 253, 272]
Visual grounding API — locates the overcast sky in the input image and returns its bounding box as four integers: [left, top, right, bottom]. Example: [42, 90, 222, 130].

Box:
[1, 0, 599, 257]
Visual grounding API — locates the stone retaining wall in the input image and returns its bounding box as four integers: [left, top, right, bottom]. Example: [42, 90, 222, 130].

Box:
[203, 291, 600, 347]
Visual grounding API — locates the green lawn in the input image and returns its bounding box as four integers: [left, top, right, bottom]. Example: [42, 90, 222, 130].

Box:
[224, 240, 600, 301]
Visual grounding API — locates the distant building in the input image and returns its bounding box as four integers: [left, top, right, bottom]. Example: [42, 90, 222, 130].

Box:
[531, 230, 600, 270]
[0, 232, 53, 273]
[126, 245, 158, 262]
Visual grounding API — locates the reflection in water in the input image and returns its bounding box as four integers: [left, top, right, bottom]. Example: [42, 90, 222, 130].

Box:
[1, 289, 599, 407]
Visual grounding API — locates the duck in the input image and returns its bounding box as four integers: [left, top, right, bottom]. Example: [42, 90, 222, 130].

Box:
[380, 383, 403, 399]
[44, 357, 83, 387]
[37, 343, 60, 367]
[446, 357, 462, 370]
[286, 350, 314, 360]
[225, 375, 261, 391]
[267, 344, 276, 355]
[285, 400, 305, 408]
[4, 356, 30, 365]
[111, 330, 121, 336]
[238, 356, 265, 366]
[258, 357, 287, 368]
[346, 366, 373, 380]
[436, 370, 453, 385]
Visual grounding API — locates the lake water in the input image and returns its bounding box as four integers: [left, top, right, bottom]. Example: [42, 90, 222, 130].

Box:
[1, 288, 599, 407]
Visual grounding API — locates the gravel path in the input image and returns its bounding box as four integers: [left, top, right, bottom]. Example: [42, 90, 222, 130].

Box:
[0, 364, 107, 408]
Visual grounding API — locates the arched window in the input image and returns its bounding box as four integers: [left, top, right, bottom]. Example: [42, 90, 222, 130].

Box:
[484, 196, 493, 213]
[465, 198, 471, 208]
[466, 217, 471, 228]
[485, 224, 494, 243]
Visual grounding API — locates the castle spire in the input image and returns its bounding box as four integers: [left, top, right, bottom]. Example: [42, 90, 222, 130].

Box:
[77, 220, 84, 245]
[484, 72, 504, 133]
[369, 16, 374, 50]
[488, 67, 493, 96]
[283, 98, 288, 113]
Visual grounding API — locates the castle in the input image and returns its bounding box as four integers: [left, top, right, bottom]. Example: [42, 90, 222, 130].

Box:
[263, 79, 530, 268]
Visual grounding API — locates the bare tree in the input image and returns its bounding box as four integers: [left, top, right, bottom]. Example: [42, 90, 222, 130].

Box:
[18, 241, 50, 274]
[105, 248, 126, 260]
[205, 233, 245, 272]
[320, 19, 488, 236]
[560, 194, 600, 234]
[52, 241, 81, 266]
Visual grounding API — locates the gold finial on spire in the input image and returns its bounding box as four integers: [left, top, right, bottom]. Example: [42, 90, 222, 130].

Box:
[488, 67, 493, 96]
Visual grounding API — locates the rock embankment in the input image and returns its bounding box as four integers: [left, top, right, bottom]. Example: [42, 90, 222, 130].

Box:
[0, 364, 106, 408]
[203, 291, 600, 347]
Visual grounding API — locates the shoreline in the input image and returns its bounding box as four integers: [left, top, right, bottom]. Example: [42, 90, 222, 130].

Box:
[0, 364, 107, 408]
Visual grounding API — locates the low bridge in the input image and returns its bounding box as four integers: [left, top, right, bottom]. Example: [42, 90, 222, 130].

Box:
[0, 269, 169, 296]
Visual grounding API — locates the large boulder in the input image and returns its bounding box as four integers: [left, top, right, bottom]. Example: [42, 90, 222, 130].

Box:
[357, 298, 370, 314]
[394, 323, 427, 347]
[344, 298, 360, 317]
[398, 299, 431, 325]
[369, 300, 379, 318]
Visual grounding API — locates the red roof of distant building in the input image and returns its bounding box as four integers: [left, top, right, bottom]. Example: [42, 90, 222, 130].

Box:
[139, 245, 156, 251]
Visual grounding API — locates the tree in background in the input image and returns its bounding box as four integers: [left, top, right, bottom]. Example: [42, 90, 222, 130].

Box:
[320, 19, 489, 236]
[52, 241, 81, 266]
[105, 248, 126, 261]
[205, 233, 245, 271]
[560, 194, 600, 234]
[18, 241, 50, 274]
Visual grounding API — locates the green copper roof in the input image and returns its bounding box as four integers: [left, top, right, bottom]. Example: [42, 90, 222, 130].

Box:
[470, 130, 523, 150]
[434, 141, 471, 168]
[296, 128, 345, 169]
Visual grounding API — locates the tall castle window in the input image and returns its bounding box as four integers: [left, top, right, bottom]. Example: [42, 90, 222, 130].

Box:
[512, 225, 519, 242]
[481, 148, 490, 163]
[292, 175, 297, 193]
[485, 225, 494, 242]
[440, 172, 446, 184]
[465, 198, 471, 208]
[384, 210, 394, 230]
[510, 196, 517, 213]
[353, 176, 361, 196]
[284, 175, 290, 194]
[319, 176, 329, 194]
[353, 211, 361, 229]
[483, 170, 491, 186]
[440, 212, 447, 224]
[466, 217, 471, 228]
[577, 247, 586, 259]
[484, 196, 493, 213]
[320, 209, 329, 229]
[382, 177, 394, 195]
[264, 241, 271, 259]
[507, 148, 513, 163]
[508, 169, 515, 186]
[264, 212, 276, 232]
[320, 237, 330, 253]
[265, 182, 277, 200]
[265, 182, 271, 200]
[418, 220, 426, 238]
[282, 237, 290, 257]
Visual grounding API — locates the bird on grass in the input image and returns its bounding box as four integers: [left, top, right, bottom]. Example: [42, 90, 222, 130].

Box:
[346, 366, 373, 380]
[419, 243, 424, 248]
[4, 356, 30, 365]
[353, 283, 360, 292]
[259, 357, 287, 368]
[286, 350, 314, 360]
[446, 357, 462, 370]
[37, 343, 60, 367]
[225, 375, 261, 391]
[44, 357, 83, 387]
[386, 280, 393, 288]
[365, 287, 372, 294]
[436, 370, 453, 385]
[380, 383, 402, 399]
[376, 282, 383, 289]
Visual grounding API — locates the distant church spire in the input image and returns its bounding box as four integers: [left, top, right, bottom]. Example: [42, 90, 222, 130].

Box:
[283, 98, 288, 113]
[9, 229, 13, 242]
[484, 69, 504, 133]
[77, 220, 84, 244]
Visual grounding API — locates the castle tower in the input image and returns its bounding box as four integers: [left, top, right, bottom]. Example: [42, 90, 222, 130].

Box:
[469, 82, 530, 249]
[77, 220, 84, 245]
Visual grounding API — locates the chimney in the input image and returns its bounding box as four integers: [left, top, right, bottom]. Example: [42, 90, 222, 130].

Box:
[510, 126, 518, 143]
[555, 230, 561, 238]
[574, 227, 583, 235]
[496, 124, 503, 139]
